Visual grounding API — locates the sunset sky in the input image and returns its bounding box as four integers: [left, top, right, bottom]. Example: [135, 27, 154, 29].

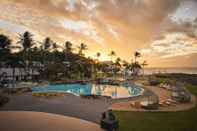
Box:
[0, 0, 197, 67]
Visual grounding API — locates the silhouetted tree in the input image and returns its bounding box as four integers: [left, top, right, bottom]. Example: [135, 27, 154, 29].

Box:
[142, 60, 148, 76]
[0, 34, 11, 50]
[64, 41, 73, 54]
[134, 51, 141, 63]
[18, 31, 35, 79]
[43, 37, 52, 51]
[78, 43, 88, 56]
[96, 52, 101, 60]
[18, 31, 34, 52]
[109, 51, 116, 62]
[0, 34, 11, 62]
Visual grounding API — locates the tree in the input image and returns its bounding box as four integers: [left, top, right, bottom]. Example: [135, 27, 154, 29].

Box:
[18, 31, 34, 52]
[51, 42, 59, 62]
[115, 57, 121, 66]
[64, 41, 73, 61]
[64, 41, 73, 54]
[52, 42, 58, 52]
[122, 60, 130, 78]
[134, 51, 141, 63]
[131, 62, 142, 76]
[0, 34, 12, 62]
[112, 57, 121, 76]
[78, 43, 88, 56]
[0, 34, 11, 50]
[95, 52, 101, 64]
[43, 62, 65, 81]
[96, 52, 101, 60]
[18, 31, 35, 79]
[109, 51, 116, 62]
[41, 37, 53, 64]
[142, 60, 148, 76]
[43, 37, 52, 51]
[18, 31, 34, 65]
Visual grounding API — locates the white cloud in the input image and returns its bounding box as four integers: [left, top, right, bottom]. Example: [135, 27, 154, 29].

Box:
[140, 32, 197, 58]
[80, 0, 99, 11]
[0, 19, 27, 34]
[60, 19, 104, 46]
[65, 0, 77, 12]
[170, 0, 197, 23]
[106, 25, 119, 40]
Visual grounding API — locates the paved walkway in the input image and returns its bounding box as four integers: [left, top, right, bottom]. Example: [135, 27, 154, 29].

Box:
[0, 93, 110, 123]
[0, 111, 104, 131]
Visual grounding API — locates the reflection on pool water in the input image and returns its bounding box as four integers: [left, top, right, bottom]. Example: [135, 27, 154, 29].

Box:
[32, 84, 144, 99]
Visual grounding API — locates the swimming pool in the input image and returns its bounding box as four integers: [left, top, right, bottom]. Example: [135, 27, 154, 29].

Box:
[32, 84, 144, 99]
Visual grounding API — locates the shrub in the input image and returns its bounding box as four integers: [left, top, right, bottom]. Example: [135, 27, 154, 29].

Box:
[0, 95, 9, 107]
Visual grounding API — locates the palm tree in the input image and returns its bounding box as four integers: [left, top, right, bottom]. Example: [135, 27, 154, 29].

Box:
[52, 42, 58, 62]
[134, 51, 141, 63]
[131, 62, 142, 76]
[122, 60, 130, 79]
[0, 34, 11, 60]
[64, 41, 73, 61]
[52, 43, 58, 52]
[18, 31, 34, 79]
[0, 34, 11, 50]
[43, 37, 52, 51]
[122, 60, 129, 69]
[78, 43, 88, 56]
[64, 41, 73, 54]
[115, 57, 121, 66]
[41, 37, 52, 64]
[113, 57, 121, 77]
[142, 60, 148, 76]
[0, 34, 12, 74]
[109, 51, 116, 62]
[96, 52, 101, 61]
[18, 31, 34, 52]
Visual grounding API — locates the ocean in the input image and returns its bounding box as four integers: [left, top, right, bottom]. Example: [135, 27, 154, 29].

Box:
[144, 68, 197, 75]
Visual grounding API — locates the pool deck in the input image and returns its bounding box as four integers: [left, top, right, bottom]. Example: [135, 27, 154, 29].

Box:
[111, 83, 197, 112]
[0, 111, 104, 131]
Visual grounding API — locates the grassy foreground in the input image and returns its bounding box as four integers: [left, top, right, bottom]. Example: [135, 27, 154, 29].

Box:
[114, 85, 197, 131]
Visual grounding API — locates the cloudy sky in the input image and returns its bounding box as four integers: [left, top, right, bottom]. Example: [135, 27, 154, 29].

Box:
[0, 0, 197, 67]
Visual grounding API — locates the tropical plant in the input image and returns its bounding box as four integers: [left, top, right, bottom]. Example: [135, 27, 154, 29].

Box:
[142, 60, 148, 76]
[134, 51, 141, 63]
[43, 37, 52, 51]
[64, 41, 73, 54]
[115, 57, 121, 67]
[78, 43, 88, 56]
[18, 31, 34, 52]
[131, 62, 142, 76]
[122, 60, 130, 69]
[0, 34, 11, 50]
[96, 52, 101, 60]
[0, 34, 12, 62]
[63, 41, 73, 61]
[109, 51, 116, 62]
[41, 37, 53, 64]
[17, 31, 35, 79]
[52, 42, 58, 51]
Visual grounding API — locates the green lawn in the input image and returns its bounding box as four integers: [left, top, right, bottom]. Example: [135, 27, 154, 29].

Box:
[114, 85, 197, 131]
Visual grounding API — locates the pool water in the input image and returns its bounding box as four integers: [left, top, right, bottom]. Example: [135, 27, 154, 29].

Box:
[32, 84, 143, 99]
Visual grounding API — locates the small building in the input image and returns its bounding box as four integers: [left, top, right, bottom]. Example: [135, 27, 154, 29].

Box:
[0, 68, 40, 82]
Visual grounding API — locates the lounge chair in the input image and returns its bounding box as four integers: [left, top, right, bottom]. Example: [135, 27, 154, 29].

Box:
[140, 101, 159, 110]
[130, 101, 141, 109]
